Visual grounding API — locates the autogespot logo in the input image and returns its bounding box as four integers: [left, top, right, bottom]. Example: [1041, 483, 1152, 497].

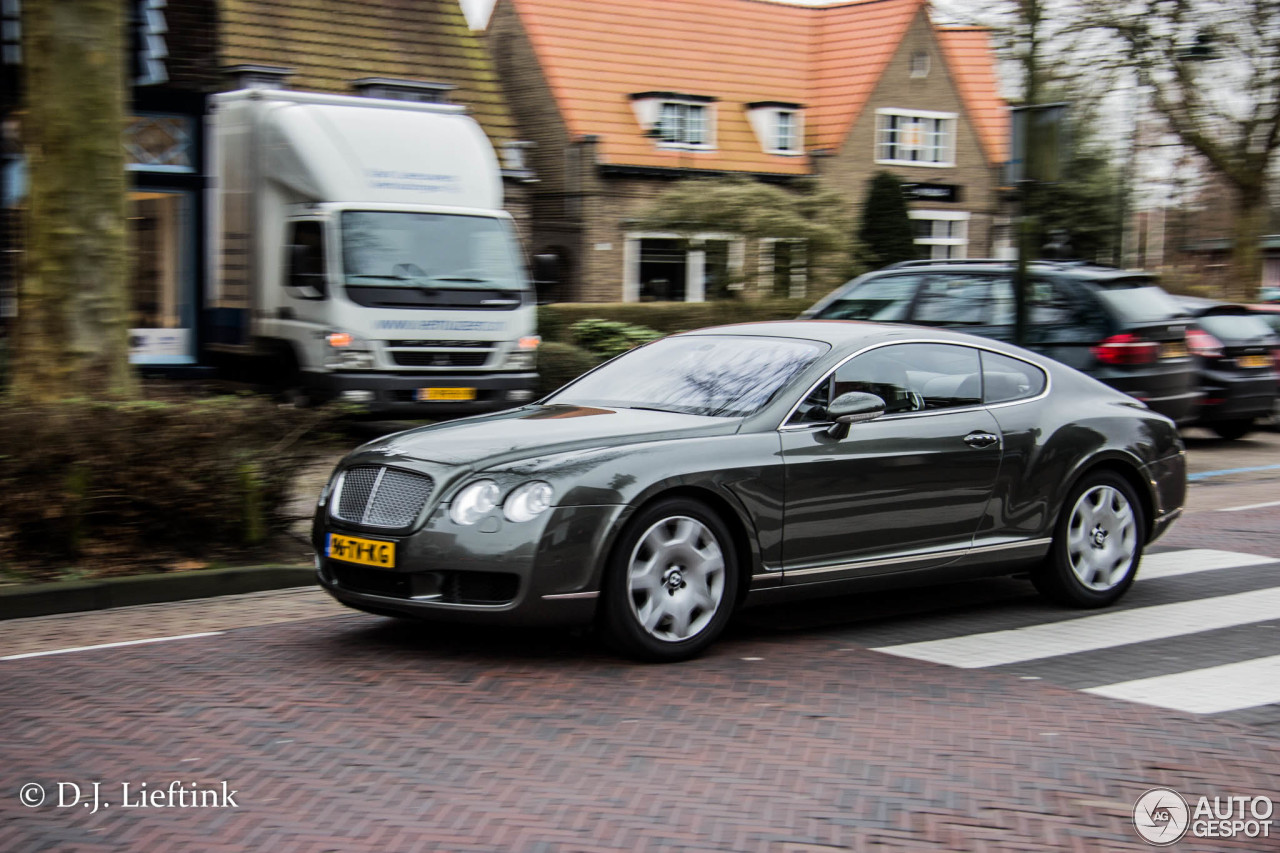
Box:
[1134, 788, 1191, 846]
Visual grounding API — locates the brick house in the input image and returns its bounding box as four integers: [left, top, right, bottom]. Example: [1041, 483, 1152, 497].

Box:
[0, 0, 529, 370]
[486, 0, 1010, 303]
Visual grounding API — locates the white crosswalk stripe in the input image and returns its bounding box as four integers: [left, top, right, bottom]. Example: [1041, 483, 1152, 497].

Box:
[870, 548, 1280, 716]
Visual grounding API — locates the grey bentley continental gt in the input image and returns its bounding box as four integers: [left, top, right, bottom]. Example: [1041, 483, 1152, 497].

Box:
[313, 322, 1186, 661]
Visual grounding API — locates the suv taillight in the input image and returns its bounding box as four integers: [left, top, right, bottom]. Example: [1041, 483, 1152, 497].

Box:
[1091, 333, 1160, 365]
[1186, 328, 1223, 358]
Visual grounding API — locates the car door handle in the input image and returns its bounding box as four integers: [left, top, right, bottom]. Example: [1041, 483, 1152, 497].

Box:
[963, 432, 1000, 449]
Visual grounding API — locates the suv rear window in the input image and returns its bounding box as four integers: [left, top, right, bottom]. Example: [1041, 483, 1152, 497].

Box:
[1197, 313, 1276, 344]
[1092, 280, 1187, 323]
[812, 275, 920, 321]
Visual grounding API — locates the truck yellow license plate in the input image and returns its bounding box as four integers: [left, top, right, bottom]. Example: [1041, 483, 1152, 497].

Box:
[1238, 354, 1270, 369]
[417, 387, 476, 402]
[327, 533, 395, 568]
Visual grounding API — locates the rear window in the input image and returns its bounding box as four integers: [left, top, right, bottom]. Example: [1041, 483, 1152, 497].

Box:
[1092, 281, 1187, 323]
[1197, 313, 1277, 343]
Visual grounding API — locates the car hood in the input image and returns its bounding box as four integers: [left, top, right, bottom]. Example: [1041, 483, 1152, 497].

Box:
[354, 404, 740, 468]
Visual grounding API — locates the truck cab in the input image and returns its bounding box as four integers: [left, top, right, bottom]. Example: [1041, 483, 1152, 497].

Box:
[209, 89, 539, 415]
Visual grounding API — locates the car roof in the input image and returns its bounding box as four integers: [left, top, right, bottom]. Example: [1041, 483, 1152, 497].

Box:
[1175, 295, 1253, 316]
[673, 319, 1022, 351]
[869, 258, 1157, 285]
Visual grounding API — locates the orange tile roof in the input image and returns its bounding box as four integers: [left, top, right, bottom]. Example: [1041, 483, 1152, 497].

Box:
[937, 26, 1009, 165]
[507, 0, 1010, 174]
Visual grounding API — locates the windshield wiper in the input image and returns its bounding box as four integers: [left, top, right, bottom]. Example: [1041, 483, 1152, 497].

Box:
[424, 274, 493, 284]
[346, 274, 411, 282]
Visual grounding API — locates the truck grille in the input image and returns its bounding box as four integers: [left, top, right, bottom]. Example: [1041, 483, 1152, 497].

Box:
[333, 466, 435, 528]
[391, 351, 490, 367]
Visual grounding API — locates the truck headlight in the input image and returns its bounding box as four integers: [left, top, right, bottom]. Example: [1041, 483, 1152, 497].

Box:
[449, 480, 500, 526]
[503, 481, 553, 523]
[324, 330, 376, 370]
[501, 335, 540, 370]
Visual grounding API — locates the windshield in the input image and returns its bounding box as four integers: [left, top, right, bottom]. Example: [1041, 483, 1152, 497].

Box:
[340, 211, 527, 290]
[546, 335, 829, 418]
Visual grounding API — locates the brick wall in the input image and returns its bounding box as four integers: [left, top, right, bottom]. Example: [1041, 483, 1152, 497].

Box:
[822, 11, 1002, 256]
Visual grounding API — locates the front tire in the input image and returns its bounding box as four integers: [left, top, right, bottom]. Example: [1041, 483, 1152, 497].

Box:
[1033, 472, 1144, 608]
[600, 498, 739, 662]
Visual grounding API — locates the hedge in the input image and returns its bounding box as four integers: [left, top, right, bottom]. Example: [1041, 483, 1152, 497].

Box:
[0, 393, 337, 581]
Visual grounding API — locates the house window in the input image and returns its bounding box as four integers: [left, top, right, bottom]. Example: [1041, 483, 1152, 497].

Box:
[909, 210, 969, 259]
[910, 50, 930, 79]
[759, 238, 808, 298]
[657, 102, 709, 146]
[875, 109, 956, 166]
[624, 232, 743, 302]
[775, 111, 796, 152]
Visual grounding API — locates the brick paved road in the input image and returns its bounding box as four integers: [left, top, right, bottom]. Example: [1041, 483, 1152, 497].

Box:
[3, 612, 1278, 852]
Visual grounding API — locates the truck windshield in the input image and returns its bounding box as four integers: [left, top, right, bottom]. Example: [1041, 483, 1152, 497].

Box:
[340, 211, 527, 290]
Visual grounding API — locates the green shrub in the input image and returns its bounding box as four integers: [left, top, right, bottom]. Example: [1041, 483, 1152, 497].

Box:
[0, 393, 336, 580]
[568, 319, 664, 360]
[536, 342, 599, 397]
[538, 298, 813, 342]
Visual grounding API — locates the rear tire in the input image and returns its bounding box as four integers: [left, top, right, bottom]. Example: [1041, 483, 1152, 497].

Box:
[1033, 472, 1145, 608]
[599, 498, 739, 662]
[1210, 418, 1254, 440]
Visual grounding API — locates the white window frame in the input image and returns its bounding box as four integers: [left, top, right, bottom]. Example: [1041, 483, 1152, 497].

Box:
[909, 210, 970, 259]
[623, 231, 742, 303]
[875, 108, 956, 168]
[758, 237, 809, 298]
[655, 101, 715, 149]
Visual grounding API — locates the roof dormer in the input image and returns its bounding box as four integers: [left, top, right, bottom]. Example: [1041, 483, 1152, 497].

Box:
[746, 101, 804, 156]
[629, 91, 717, 149]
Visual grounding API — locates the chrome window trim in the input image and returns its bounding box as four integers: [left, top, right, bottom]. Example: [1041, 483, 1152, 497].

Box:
[775, 339, 1051, 431]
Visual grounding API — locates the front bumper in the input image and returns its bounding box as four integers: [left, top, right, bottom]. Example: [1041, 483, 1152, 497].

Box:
[314, 502, 626, 627]
[303, 370, 538, 416]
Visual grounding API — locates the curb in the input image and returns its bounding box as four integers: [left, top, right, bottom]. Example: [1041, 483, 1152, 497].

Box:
[0, 566, 317, 621]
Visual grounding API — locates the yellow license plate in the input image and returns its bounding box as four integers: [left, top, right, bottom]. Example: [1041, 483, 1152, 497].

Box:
[327, 533, 395, 568]
[417, 387, 476, 402]
[1238, 354, 1271, 369]
[1160, 342, 1189, 359]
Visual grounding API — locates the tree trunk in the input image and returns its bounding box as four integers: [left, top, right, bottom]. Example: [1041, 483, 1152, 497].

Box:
[1229, 184, 1266, 304]
[9, 0, 135, 403]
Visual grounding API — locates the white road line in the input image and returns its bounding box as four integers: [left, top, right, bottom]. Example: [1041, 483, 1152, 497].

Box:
[1137, 548, 1274, 581]
[872, 587, 1280, 669]
[1217, 500, 1280, 513]
[0, 632, 224, 661]
[1084, 655, 1280, 714]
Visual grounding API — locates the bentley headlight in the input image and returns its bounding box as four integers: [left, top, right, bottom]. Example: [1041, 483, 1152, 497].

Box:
[504, 481, 554, 523]
[449, 480, 500, 525]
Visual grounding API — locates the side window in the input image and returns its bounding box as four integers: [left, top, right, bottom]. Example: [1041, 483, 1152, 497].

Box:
[811, 275, 921, 321]
[287, 220, 326, 298]
[1028, 278, 1074, 325]
[788, 343, 981, 424]
[981, 351, 1046, 404]
[913, 275, 1015, 327]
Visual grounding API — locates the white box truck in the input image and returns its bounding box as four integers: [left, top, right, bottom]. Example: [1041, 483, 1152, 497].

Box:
[207, 88, 540, 415]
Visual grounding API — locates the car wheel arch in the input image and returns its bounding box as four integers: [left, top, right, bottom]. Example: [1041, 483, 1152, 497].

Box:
[597, 485, 759, 606]
[1059, 455, 1155, 542]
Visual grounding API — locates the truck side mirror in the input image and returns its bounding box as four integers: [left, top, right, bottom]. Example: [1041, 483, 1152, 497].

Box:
[532, 253, 560, 304]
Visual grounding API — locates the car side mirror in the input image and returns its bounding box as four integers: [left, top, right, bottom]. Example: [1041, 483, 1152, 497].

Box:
[825, 392, 885, 440]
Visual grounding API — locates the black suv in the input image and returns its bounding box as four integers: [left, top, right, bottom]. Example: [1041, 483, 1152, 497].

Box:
[802, 259, 1200, 424]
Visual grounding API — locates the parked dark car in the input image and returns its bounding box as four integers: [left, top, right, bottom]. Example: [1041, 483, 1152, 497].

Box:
[314, 322, 1186, 661]
[802, 259, 1201, 424]
[1174, 297, 1279, 438]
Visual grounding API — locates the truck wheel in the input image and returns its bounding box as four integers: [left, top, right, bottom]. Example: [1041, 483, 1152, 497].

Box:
[600, 498, 738, 662]
[1033, 472, 1144, 608]
[1210, 419, 1254, 440]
